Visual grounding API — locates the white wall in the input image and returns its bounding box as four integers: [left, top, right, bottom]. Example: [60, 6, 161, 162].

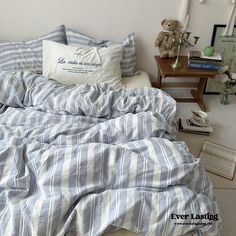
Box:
[0, 0, 232, 90]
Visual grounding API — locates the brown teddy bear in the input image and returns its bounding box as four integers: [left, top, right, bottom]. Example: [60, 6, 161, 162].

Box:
[155, 19, 181, 58]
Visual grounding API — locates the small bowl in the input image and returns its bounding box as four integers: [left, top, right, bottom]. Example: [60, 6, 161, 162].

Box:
[192, 110, 208, 122]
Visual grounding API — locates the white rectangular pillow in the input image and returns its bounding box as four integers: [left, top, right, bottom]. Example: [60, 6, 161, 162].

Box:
[43, 40, 124, 89]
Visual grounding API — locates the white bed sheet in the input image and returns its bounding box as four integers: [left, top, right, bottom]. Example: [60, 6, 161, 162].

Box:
[122, 70, 152, 88]
[104, 71, 193, 236]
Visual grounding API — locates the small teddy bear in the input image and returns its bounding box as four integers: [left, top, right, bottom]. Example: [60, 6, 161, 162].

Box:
[154, 19, 181, 58]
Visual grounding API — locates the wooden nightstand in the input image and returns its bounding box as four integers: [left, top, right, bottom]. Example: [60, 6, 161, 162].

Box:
[153, 56, 219, 111]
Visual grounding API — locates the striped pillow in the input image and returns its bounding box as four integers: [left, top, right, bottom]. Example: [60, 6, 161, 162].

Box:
[66, 28, 138, 77]
[0, 25, 67, 73]
[107, 33, 138, 77]
[66, 28, 108, 47]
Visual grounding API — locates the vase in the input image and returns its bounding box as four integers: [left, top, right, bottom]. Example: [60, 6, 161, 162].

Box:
[220, 90, 232, 105]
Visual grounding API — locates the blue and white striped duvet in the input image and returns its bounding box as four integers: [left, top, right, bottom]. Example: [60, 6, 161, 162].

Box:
[0, 71, 221, 236]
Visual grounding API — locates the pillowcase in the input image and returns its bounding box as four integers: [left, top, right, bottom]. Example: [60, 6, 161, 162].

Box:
[66, 28, 137, 77]
[43, 40, 124, 90]
[66, 28, 108, 47]
[108, 33, 137, 77]
[0, 25, 67, 73]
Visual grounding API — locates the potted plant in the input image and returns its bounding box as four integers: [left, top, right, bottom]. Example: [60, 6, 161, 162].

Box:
[218, 66, 236, 105]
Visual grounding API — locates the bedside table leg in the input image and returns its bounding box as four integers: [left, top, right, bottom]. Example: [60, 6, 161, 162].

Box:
[191, 77, 207, 111]
[157, 70, 162, 88]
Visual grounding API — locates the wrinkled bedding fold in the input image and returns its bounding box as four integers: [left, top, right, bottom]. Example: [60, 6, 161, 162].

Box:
[0, 71, 221, 236]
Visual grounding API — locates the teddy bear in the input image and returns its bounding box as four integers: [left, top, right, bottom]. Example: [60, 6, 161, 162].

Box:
[154, 19, 181, 58]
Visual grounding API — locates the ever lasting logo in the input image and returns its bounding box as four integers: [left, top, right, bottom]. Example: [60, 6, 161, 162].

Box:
[171, 213, 219, 226]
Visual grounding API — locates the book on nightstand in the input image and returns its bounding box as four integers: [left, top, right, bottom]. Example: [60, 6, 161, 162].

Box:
[178, 118, 213, 136]
[188, 62, 221, 70]
[188, 50, 222, 71]
[188, 50, 222, 62]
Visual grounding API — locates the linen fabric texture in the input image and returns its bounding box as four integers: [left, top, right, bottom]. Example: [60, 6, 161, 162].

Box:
[43, 40, 124, 89]
[66, 28, 137, 76]
[0, 25, 67, 73]
[0, 71, 221, 236]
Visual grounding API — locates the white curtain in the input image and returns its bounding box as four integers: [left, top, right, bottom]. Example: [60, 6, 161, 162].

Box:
[223, 0, 236, 36]
[179, 0, 190, 25]
[179, 0, 236, 37]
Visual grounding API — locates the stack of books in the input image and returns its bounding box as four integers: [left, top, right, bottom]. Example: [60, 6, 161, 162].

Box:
[188, 50, 222, 71]
[178, 118, 213, 136]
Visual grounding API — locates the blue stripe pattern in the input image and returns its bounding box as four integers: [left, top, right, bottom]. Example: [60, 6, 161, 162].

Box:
[0, 25, 67, 73]
[66, 28, 137, 77]
[0, 71, 221, 236]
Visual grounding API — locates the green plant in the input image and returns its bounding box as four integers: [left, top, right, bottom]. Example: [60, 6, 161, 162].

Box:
[220, 66, 236, 92]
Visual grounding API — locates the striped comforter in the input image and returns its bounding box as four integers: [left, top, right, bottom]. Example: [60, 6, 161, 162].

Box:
[0, 71, 221, 236]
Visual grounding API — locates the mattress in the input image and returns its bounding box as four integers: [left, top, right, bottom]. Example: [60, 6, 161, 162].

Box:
[122, 70, 152, 88]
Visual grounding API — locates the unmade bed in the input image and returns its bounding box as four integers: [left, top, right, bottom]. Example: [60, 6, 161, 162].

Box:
[0, 25, 221, 236]
[0, 71, 221, 236]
